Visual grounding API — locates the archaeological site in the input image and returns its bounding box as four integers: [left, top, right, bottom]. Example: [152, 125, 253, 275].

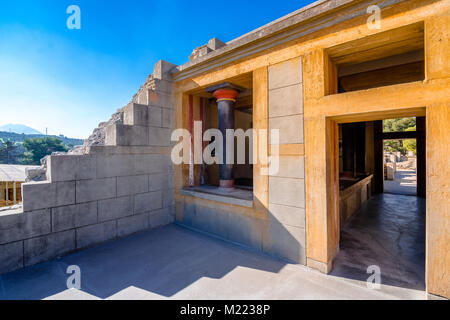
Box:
[0, 0, 449, 300]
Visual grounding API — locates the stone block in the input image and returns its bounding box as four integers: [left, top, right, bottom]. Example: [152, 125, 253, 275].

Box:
[77, 156, 97, 180]
[134, 191, 163, 214]
[22, 181, 75, 212]
[162, 108, 174, 128]
[264, 221, 306, 264]
[117, 175, 149, 197]
[268, 57, 302, 90]
[0, 209, 51, 245]
[105, 124, 149, 146]
[148, 90, 173, 108]
[228, 213, 265, 251]
[52, 202, 97, 232]
[123, 103, 149, 126]
[135, 89, 146, 105]
[117, 212, 149, 237]
[269, 155, 304, 179]
[207, 37, 226, 50]
[269, 84, 303, 118]
[0, 241, 23, 274]
[149, 172, 174, 191]
[148, 127, 171, 146]
[76, 178, 116, 203]
[153, 60, 177, 80]
[126, 125, 150, 146]
[24, 230, 75, 266]
[269, 177, 305, 208]
[148, 173, 166, 191]
[268, 203, 305, 228]
[269, 115, 304, 145]
[98, 196, 133, 222]
[96, 154, 135, 178]
[167, 173, 174, 189]
[180, 200, 196, 227]
[148, 106, 162, 127]
[48, 155, 96, 182]
[76, 221, 117, 249]
[162, 189, 175, 207]
[149, 206, 174, 228]
[193, 205, 229, 239]
[134, 154, 167, 175]
[105, 123, 118, 146]
[151, 79, 173, 94]
[175, 199, 184, 222]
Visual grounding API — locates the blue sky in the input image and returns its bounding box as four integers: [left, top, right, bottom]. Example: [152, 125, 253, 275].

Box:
[0, 0, 313, 138]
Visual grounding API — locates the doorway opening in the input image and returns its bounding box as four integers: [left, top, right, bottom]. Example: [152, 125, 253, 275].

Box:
[331, 116, 426, 291]
[383, 138, 417, 196]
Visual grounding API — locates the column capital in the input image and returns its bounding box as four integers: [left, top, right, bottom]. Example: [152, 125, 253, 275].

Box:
[206, 82, 245, 102]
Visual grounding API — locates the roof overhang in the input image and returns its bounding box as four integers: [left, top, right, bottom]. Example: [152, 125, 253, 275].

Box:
[172, 0, 404, 82]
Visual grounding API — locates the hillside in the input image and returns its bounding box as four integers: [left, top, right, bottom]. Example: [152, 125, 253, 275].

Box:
[0, 131, 84, 147]
[0, 124, 42, 135]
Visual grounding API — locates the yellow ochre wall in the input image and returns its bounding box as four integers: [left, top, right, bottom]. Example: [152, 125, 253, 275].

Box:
[173, 0, 450, 298]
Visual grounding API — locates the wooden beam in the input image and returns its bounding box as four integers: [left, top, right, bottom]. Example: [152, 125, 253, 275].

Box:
[339, 61, 424, 93]
[338, 50, 424, 77]
[327, 22, 424, 66]
[307, 78, 448, 120]
[382, 131, 417, 140]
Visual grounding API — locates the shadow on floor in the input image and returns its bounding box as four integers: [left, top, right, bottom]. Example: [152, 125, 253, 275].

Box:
[0, 225, 287, 300]
[331, 193, 425, 291]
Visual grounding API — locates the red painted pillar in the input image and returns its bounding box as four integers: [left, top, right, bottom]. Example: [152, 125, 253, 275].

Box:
[206, 83, 244, 188]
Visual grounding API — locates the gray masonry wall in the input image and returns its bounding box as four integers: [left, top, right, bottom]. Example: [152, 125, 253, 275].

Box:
[176, 58, 306, 265]
[0, 61, 176, 274]
[267, 57, 306, 264]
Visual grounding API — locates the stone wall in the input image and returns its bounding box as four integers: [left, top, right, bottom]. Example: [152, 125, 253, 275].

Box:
[0, 60, 176, 274]
[267, 57, 306, 264]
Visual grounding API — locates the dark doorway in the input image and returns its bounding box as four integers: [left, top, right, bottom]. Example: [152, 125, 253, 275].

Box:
[332, 117, 426, 291]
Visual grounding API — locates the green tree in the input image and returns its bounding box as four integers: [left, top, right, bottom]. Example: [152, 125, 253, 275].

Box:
[403, 139, 417, 154]
[383, 117, 417, 154]
[0, 139, 20, 164]
[22, 137, 68, 165]
[384, 139, 405, 154]
[383, 117, 416, 132]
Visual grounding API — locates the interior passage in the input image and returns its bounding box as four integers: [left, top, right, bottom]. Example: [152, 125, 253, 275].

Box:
[331, 193, 425, 290]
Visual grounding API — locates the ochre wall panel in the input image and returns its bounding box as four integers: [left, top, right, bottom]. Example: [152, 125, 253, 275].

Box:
[426, 103, 450, 298]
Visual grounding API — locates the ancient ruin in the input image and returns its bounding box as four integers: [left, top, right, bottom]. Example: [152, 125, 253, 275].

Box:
[0, 0, 449, 299]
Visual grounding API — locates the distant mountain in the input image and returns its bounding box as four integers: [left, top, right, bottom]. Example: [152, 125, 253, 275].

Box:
[0, 124, 42, 135]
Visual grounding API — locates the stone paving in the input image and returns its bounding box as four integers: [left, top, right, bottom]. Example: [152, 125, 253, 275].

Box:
[331, 193, 425, 291]
[0, 223, 439, 300]
[384, 169, 417, 196]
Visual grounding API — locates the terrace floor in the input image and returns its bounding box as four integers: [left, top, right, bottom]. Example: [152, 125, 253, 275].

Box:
[0, 224, 439, 300]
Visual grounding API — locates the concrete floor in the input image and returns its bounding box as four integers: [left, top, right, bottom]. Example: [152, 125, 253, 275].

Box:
[0, 222, 437, 300]
[384, 169, 417, 195]
[331, 193, 425, 291]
